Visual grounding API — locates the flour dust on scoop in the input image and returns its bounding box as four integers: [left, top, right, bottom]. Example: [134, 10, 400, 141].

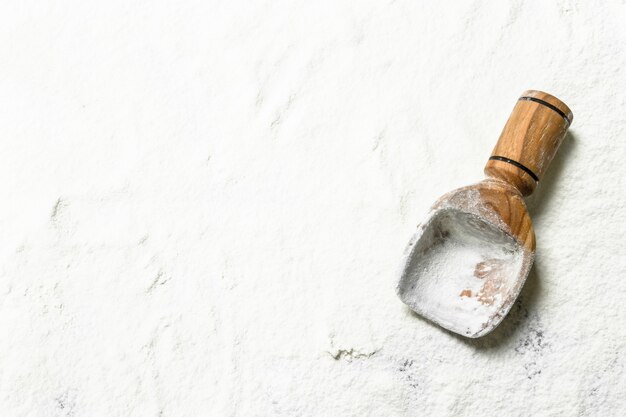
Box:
[397, 209, 526, 337]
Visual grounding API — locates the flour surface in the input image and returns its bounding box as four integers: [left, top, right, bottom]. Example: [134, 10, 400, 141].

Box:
[1, 1, 625, 416]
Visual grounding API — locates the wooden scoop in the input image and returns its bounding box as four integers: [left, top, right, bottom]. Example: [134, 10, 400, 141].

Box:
[397, 90, 573, 338]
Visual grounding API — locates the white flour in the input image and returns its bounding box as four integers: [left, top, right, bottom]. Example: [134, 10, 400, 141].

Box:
[1, 1, 625, 416]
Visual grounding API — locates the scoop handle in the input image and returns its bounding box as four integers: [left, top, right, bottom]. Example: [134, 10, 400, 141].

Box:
[484, 90, 573, 196]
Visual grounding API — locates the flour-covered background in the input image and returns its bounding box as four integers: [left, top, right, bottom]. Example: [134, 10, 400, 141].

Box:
[1, 1, 625, 416]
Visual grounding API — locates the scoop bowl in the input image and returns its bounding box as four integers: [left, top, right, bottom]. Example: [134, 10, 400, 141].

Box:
[397, 179, 535, 337]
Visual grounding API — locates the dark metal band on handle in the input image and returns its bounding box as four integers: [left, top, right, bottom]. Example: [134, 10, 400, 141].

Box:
[489, 156, 539, 182]
[518, 96, 571, 125]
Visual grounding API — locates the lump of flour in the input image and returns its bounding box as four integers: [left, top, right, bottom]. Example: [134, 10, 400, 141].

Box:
[397, 209, 525, 337]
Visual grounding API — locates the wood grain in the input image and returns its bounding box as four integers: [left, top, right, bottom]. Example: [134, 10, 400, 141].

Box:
[484, 90, 573, 196]
[476, 180, 535, 252]
[438, 180, 536, 252]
